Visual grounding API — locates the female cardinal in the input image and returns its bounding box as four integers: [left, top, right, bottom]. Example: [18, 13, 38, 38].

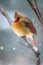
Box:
[11, 11, 38, 51]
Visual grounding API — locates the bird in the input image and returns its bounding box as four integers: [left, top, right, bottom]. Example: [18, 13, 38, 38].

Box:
[11, 10, 38, 52]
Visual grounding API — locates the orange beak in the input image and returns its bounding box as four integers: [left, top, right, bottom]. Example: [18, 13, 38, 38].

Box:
[14, 18, 19, 22]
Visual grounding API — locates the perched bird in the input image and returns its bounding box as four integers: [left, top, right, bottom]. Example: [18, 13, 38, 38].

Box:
[11, 11, 38, 51]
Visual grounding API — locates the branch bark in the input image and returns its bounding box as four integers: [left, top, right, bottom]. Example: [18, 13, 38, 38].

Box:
[0, 4, 12, 25]
[27, 0, 43, 26]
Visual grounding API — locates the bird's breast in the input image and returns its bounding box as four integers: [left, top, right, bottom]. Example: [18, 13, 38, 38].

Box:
[11, 22, 33, 37]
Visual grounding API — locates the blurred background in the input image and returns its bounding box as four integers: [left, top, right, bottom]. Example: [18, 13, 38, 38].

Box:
[0, 0, 43, 65]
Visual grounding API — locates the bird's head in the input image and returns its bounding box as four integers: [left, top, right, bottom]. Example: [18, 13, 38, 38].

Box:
[14, 10, 24, 22]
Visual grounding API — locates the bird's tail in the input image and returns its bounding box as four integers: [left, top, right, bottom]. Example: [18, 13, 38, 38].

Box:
[25, 35, 38, 52]
[31, 37, 36, 47]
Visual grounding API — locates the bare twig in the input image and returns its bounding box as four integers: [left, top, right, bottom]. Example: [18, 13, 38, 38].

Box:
[35, 52, 40, 65]
[27, 0, 43, 26]
[0, 4, 12, 25]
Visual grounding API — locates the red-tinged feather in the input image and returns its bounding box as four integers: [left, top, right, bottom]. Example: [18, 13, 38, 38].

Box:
[24, 21, 37, 34]
[28, 25, 36, 34]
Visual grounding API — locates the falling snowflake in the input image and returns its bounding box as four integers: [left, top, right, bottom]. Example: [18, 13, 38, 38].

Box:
[0, 46, 4, 50]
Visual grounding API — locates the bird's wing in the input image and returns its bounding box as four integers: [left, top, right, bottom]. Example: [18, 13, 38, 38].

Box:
[21, 18, 37, 34]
